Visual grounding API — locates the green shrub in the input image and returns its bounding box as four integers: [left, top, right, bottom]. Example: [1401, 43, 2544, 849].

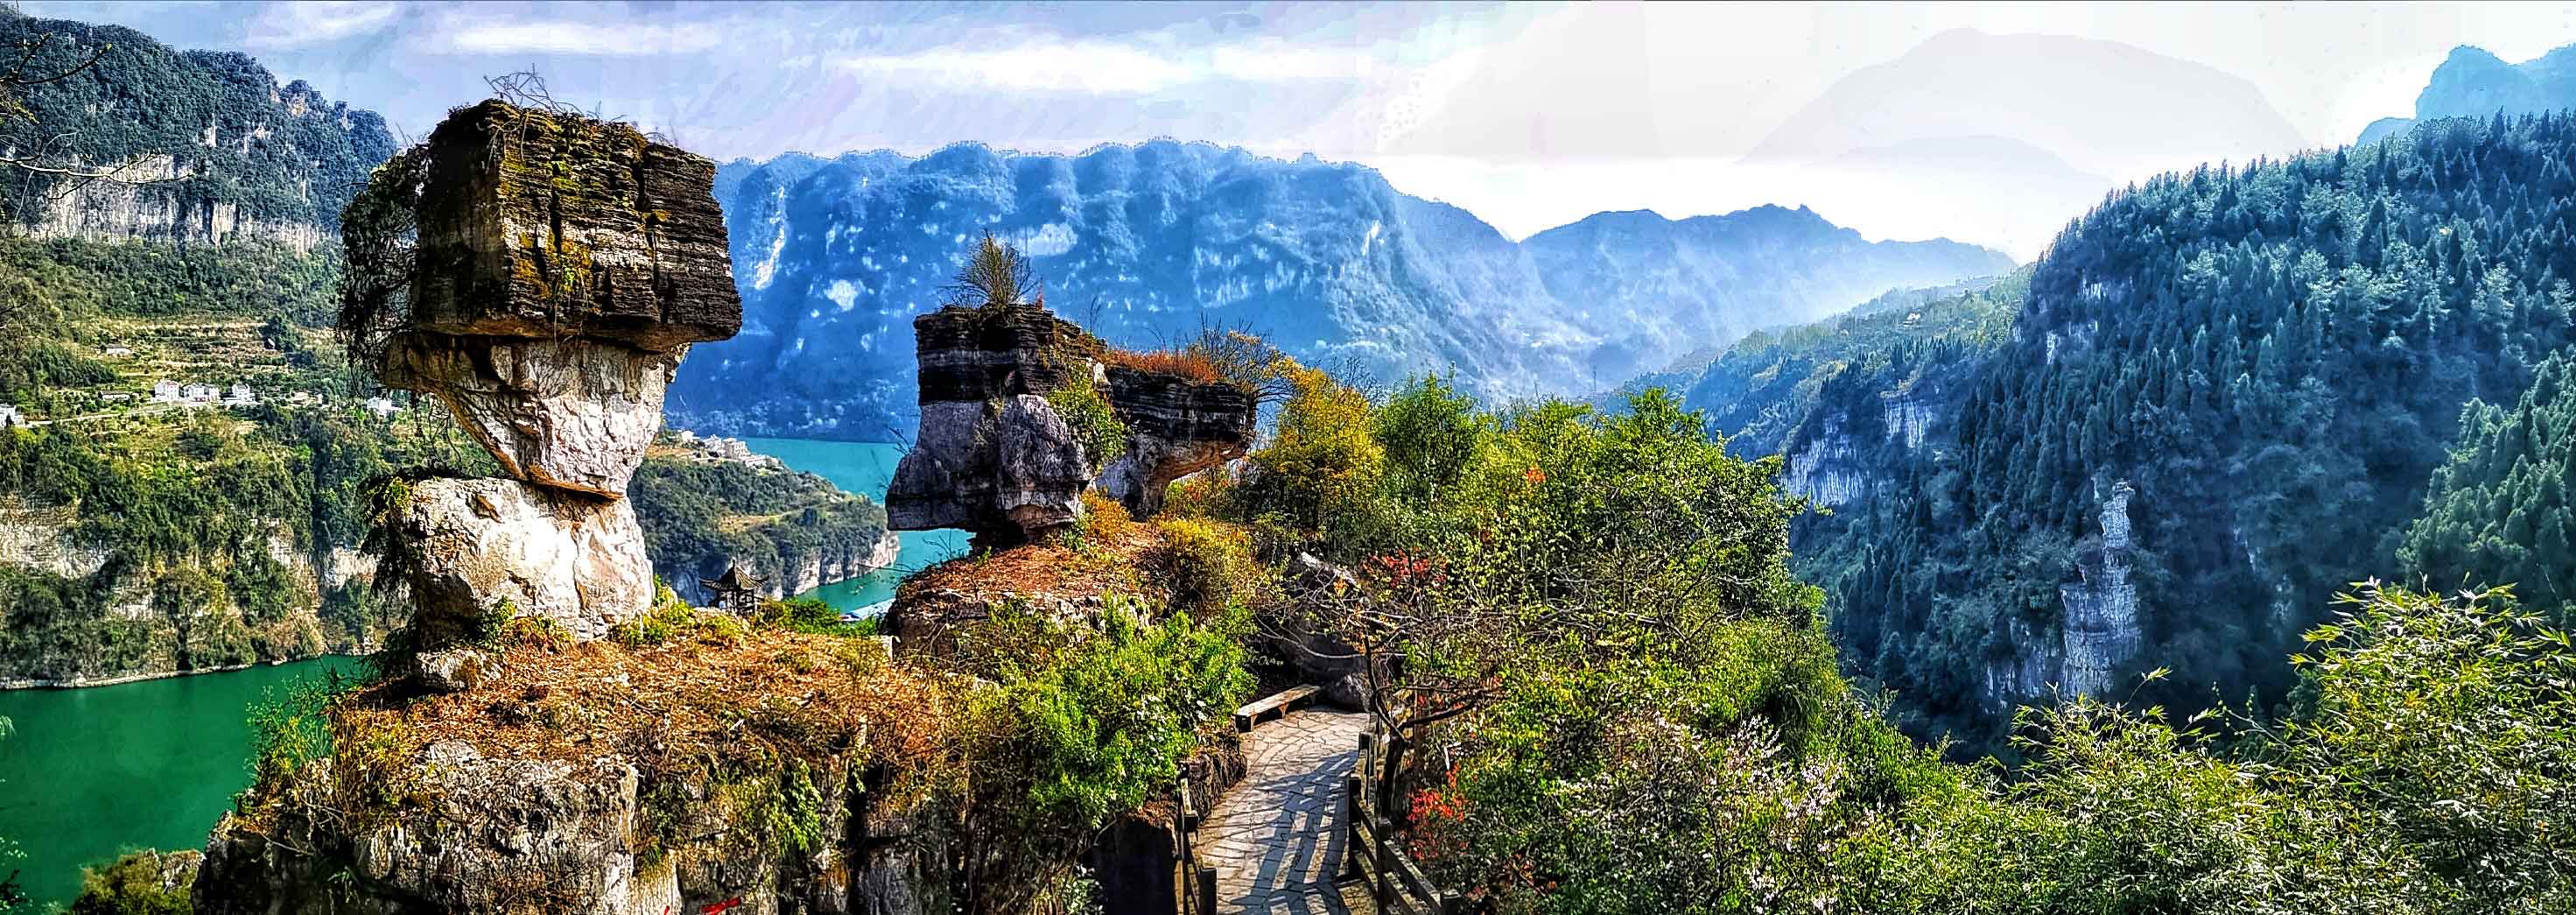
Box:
[1046, 376, 1127, 465]
[972, 596, 1253, 832]
[66, 850, 195, 915]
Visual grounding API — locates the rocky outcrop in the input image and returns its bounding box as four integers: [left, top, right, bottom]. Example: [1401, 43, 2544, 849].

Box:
[1096, 365, 1258, 517]
[198, 737, 954, 915]
[357, 100, 741, 645]
[383, 337, 682, 498]
[2059, 481, 2140, 697]
[1976, 481, 2144, 706]
[1783, 420, 1865, 506]
[371, 100, 740, 501]
[1881, 391, 1937, 450]
[887, 303, 1256, 544]
[888, 305, 1106, 545]
[386, 477, 654, 643]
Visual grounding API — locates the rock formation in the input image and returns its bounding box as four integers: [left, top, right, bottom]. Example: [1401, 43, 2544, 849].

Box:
[355, 99, 740, 647]
[1096, 365, 1260, 517]
[383, 477, 655, 644]
[2059, 480, 2141, 697]
[886, 303, 1255, 545]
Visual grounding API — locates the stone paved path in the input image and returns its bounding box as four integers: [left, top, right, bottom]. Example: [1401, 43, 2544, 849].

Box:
[1201, 708, 1369, 915]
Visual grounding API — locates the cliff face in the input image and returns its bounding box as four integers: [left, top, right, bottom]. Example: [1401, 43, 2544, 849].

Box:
[0, 16, 394, 242]
[1781, 420, 1865, 507]
[2056, 481, 2141, 698]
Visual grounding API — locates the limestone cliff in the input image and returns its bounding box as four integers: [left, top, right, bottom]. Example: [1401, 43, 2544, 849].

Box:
[1781, 419, 1865, 507]
[2057, 481, 2141, 698]
[0, 15, 394, 244]
[1976, 479, 2144, 706]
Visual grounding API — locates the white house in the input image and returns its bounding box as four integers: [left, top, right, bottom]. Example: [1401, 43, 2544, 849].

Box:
[181, 383, 220, 404]
[102, 346, 134, 358]
[363, 397, 400, 418]
[222, 383, 257, 408]
[0, 405, 22, 429]
[151, 380, 182, 403]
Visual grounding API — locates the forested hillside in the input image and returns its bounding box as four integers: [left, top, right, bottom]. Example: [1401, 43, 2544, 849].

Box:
[2402, 349, 2576, 618]
[1759, 114, 2576, 748]
[0, 12, 394, 244]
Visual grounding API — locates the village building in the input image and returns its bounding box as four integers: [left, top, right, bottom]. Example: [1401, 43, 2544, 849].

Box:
[0, 405, 22, 429]
[151, 379, 182, 403]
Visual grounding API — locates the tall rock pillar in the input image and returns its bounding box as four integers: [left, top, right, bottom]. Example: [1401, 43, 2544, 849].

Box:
[348, 99, 740, 645]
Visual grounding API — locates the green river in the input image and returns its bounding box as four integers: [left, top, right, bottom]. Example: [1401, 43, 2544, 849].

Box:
[0, 657, 356, 909]
[0, 439, 958, 909]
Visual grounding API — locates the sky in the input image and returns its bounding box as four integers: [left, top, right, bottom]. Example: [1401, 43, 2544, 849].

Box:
[23, 1, 2576, 257]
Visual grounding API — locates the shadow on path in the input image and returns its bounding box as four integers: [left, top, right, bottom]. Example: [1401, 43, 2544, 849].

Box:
[1199, 709, 1369, 915]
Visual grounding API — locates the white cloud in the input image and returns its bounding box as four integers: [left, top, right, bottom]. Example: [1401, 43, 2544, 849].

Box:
[839, 40, 1196, 94]
[441, 21, 724, 57]
[243, 1, 398, 49]
[835, 34, 1377, 95]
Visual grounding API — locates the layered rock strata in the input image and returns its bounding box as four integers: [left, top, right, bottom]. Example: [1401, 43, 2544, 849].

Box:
[886, 303, 1256, 545]
[375, 99, 739, 500]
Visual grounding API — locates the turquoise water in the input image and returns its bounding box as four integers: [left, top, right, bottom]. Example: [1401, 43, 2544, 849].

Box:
[0, 658, 356, 910]
[738, 438, 968, 612]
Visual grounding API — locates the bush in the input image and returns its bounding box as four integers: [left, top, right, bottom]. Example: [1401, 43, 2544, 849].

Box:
[67, 850, 196, 915]
[1239, 364, 1382, 538]
[757, 595, 877, 638]
[971, 597, 1253, 830]
[1045, 376, 1127, 465]
[1156, 517, 1268, 617]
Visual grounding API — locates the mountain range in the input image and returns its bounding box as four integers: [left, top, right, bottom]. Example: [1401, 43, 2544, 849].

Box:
[668, 144, 2012, 440]
[2358, 41, 2576, 144]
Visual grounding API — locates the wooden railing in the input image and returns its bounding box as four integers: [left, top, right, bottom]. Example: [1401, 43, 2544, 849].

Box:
[1344, 727, 1463, 915]
[1174, 786, 1218, 915]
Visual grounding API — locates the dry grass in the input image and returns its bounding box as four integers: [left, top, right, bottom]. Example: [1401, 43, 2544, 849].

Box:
[901, 496, 1170, 604]
[1100, 347, 1225, 384]
[337, 622, 965, 779]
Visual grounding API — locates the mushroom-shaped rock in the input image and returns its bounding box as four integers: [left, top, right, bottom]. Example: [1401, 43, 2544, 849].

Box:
[886, 302, 1260, 544]
[887, 304, 1107, 545]
[1094, 364, 1257, 517]
[367, 99, 741, 499]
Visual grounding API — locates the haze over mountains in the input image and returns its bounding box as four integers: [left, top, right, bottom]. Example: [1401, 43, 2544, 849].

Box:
[668, 144, 2012, 440]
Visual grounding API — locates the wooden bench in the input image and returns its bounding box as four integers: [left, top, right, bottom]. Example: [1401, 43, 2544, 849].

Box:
[1232, 685, 1320, 731]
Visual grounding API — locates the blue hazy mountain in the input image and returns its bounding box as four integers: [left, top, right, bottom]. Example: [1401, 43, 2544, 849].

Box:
[2358, 43, 2576, 143]
[670, 142, 2012, 440]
